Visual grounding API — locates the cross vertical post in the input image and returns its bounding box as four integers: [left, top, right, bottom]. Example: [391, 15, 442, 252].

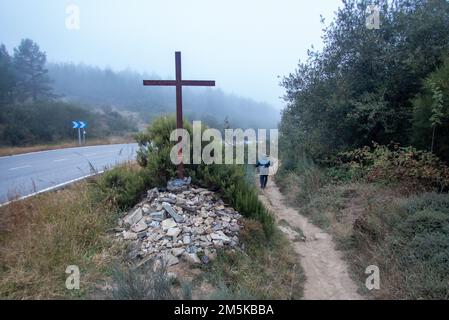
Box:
[143, 51, 216, 180]
[175, 52, 184, 179]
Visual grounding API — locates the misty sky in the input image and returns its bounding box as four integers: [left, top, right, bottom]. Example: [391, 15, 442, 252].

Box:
[0, 0, 343, 109]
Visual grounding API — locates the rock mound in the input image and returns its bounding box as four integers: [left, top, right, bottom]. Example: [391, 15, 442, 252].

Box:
[115, 186, 242, 267]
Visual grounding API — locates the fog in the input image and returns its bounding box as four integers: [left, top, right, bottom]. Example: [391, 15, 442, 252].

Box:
[0, 0, 342, 110]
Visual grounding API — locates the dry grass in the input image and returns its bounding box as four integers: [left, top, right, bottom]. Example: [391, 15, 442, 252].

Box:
[0, 136, 134, 157]
[204, 219, 305, 300]
[0, 180, 118, 299]
[278, 169, 449, 299]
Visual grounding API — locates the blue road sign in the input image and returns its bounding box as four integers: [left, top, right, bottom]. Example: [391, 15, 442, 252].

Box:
[72, 121, 87, 129]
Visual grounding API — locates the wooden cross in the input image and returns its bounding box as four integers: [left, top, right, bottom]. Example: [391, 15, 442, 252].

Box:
[143, 51, 215, 179]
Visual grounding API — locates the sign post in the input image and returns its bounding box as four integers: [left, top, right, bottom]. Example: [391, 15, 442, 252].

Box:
[72, 121, 87, 146]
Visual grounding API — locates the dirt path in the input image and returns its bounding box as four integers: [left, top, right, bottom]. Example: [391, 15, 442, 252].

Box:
[258, 179, 363, 300]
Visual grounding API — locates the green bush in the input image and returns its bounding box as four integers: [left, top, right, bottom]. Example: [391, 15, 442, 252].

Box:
[111, 261, 177, 300]
[277, 155, 326, 204]
[93, 164, 148, 210]
[134, 115, 199, 186]
[0, 101, 137, 146]
[135, 115, 275, 237]
[391, 193, 449, 299]
[338, 143, 449, 192]
[352, 192, 449, 299]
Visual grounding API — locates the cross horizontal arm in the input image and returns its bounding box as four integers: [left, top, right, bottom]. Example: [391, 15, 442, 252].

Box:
[143, 80, 215, 87]
[181, 80, 215, 87]
[143, 80, 178, 86]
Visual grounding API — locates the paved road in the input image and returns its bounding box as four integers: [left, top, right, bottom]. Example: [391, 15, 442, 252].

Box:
[0, 143, 138, 204]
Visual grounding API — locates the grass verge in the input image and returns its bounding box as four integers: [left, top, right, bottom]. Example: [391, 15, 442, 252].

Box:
[203, 219, 304, 300]
[277, 169, 449, 300]
[0, 181, 118, 298]
[0, 136, 134, 157]
[1, 161, 304, 299]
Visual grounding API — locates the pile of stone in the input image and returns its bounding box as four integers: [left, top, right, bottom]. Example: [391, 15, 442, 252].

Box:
[115, 184, 242, 267]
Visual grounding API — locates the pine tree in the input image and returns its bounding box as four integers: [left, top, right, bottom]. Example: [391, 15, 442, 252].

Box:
[0, 44, 16, 105]
[13, 39, 53, 102]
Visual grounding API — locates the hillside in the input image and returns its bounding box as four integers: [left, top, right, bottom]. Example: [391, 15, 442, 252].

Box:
[48, 63, 281, 130]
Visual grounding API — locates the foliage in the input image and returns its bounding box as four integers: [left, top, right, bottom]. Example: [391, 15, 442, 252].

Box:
[412, 54, 449, 161]
[0, 181, 116, 299]
[353, 192, 449, 299]
[205, 220, 304, 299]
[276, 155, 326, 204]
[338, 143, 449, 192]
[0, 44, 16, 105]
[134, 115, 196, 186]
[136, 116, 275, 237]
[280, 0, 449, 163]
[13, 39, 54, 102]
[196, 164, 275, 237]
[47, 63, 280, 129]
[0, 101, 137, 146]
[93, 164, 148, 211]
[111, 261, 178, 300]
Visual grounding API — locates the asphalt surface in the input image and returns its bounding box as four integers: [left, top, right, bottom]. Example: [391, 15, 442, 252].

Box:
[0, 143, 138, 204]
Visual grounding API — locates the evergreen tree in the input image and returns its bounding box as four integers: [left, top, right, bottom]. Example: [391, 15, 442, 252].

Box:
[13, 39, 53, 102]
[0, 44, 16, 105]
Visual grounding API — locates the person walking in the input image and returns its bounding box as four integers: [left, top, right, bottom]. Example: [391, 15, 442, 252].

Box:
[256, 155, 271, 189]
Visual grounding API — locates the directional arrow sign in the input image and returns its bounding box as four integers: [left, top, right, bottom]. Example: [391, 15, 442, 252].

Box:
[72, 121, 87, 129]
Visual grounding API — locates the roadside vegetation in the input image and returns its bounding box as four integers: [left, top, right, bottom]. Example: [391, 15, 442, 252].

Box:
[277, 147, 449, 299]
[0, 136, 134, 157]
[0, 39, 137, 149]
[0, 115, 303, 299]
[0, 101, 137, 148]
[277, 0, 449, 300]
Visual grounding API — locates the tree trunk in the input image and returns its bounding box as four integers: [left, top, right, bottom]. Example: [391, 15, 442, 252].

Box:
[431, 126, 436, 153]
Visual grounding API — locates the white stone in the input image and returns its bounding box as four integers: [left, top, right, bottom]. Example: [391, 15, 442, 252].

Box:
[166, 227, 181, 238]
[131, 219, 148, 233]
[123, 231, 138, 240]
[161, 218, 177, 230]
[183, 235, 191, 244]
[172, 248, 185, 257]
[163, 254, 179, 267]
[124, 208, 143, 226]
[182, 252, 201, 265]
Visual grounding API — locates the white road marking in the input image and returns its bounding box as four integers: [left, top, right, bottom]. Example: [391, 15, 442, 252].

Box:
[54, 158, 68, 162]
[9, 165, 32, 171]
[83, 153, 97, 156]
[0, 170, 105, 207]
[0, 143, 137, 159]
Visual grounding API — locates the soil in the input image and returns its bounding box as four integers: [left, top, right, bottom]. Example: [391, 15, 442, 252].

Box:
[258, 179, 363, 300]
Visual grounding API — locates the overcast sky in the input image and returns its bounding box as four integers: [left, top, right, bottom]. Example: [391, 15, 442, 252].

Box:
[0, 0, 343, 109]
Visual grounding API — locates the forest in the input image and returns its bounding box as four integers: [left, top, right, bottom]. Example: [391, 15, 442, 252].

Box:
[280, 0, 449, 164]
[0, 39, 280, 147]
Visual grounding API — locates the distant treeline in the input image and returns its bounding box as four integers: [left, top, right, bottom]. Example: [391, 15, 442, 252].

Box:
[0, 102, 136, 146]
[280, 0, 449, 163]
[0, 39, 136, 146]
[47, 63, 280, 130]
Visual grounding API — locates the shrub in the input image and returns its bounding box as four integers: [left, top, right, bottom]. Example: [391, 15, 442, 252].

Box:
[93, 164, 148, 210]
[205, 220, 304, 299]
[276, 155, 326, 204]
[195, 164, 275, 237]
[391, 193, 449, 299]
[134, 115, 199, 186]
[338, 143, 449, 192]
[136, 116, 275, 237]
[111, 261, 177, 300]
[352, 192, 449, 299]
